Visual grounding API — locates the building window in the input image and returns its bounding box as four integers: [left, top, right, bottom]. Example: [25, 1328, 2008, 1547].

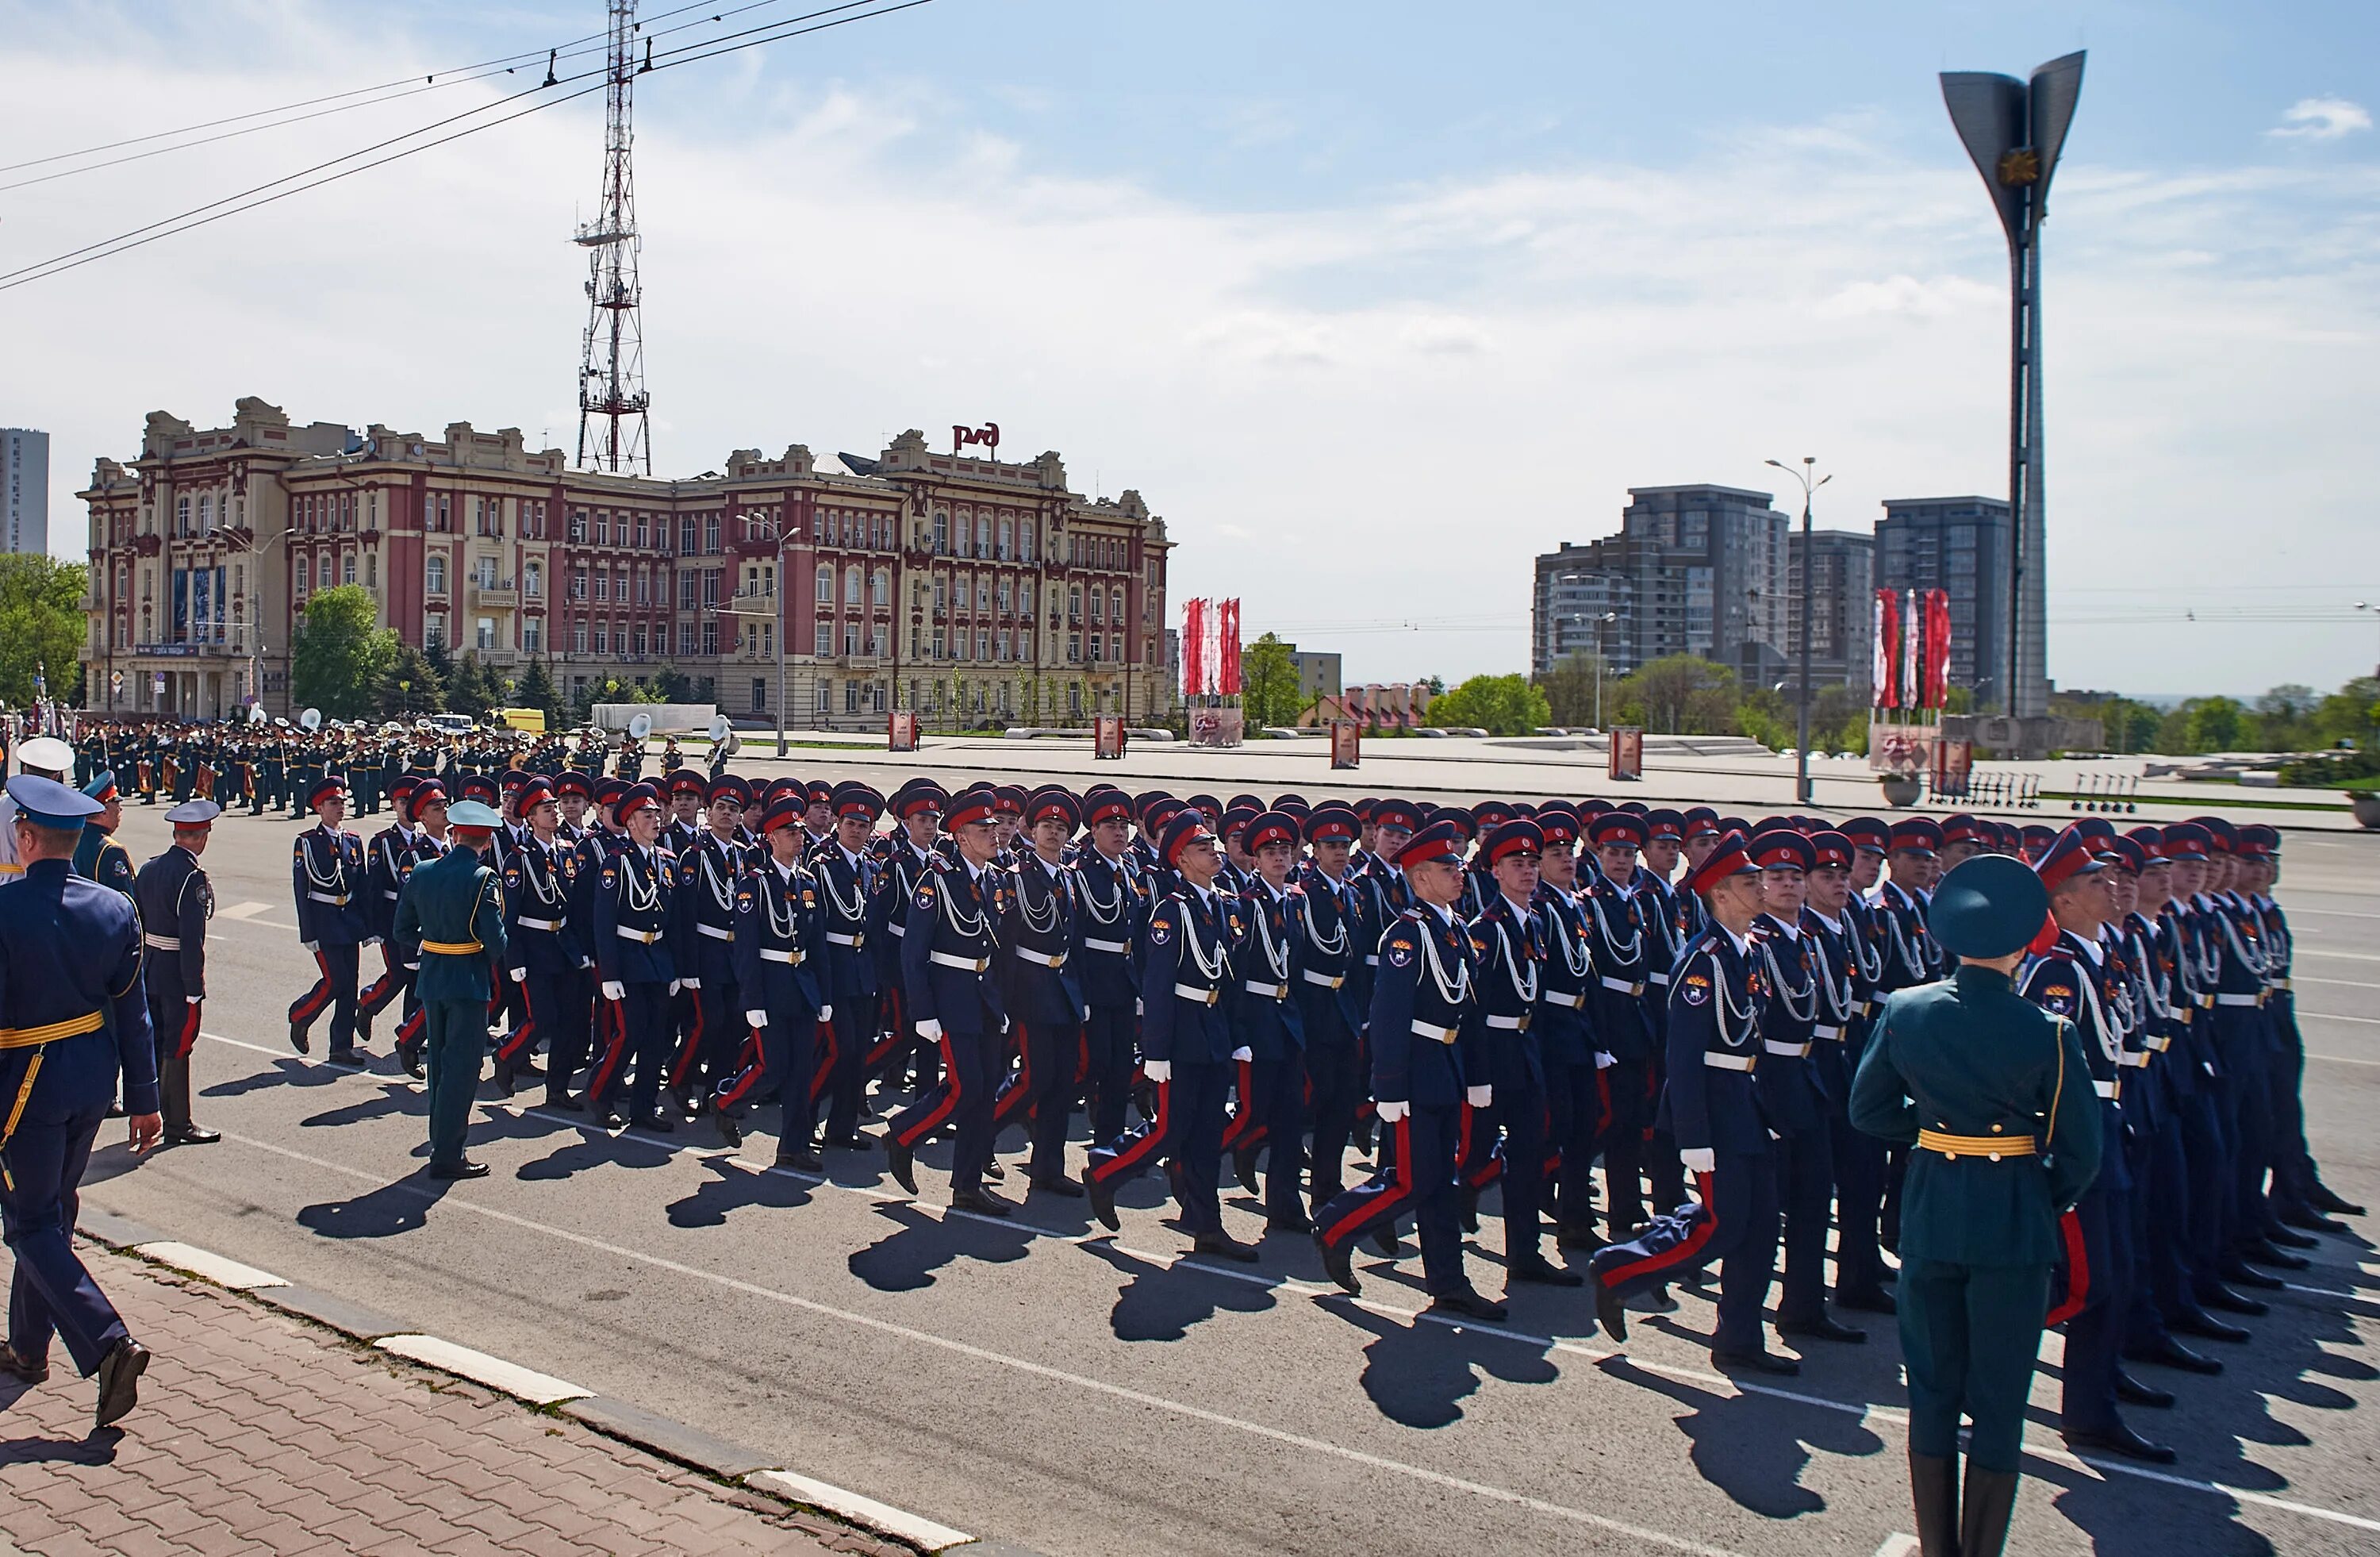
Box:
[816, 681, 831, 714]
[843, 680, 860, 713]
[933, 510, 949, 554]
[477, 555, 498, 590]
[477, 616, 496, 651]
[525, 619, 543, 653]
[1068, 584, 1082, 621]
[636, 566, 650, 606]
[1068, 632, 1081, 663]
[816, 563, 834, 604]
[634, 624, 648, 657]
[872, 568, 889, 606]
[843, 622, 859, 656]
[931, 626, 946, 659]
[815, 621, 833, 656]
[595, 511, 611, 545]
[574, 620, 589, 653]
[525, 561, 542, 598]
[568, 509, 585, 543]
[595, 623, 609, 654]
[679, 572, 697, 610]
[704, 515, 721, 554]
[595, 571, 610, 602]
[870, 626, 888, 657]
[425, 618, 444, 650]
[701, 620, 718, 655]
[427, 556, 447, 595]
[175, 497, 191, 535]
[679, 517, 697, 555]
[703, 569, 721, 608]
[844, 564, 862, 606]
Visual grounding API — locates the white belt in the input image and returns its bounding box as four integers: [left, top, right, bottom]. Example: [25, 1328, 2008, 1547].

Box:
[2214, 992, 2260, 1007]
[517, 917, 562, 932]
[2094, 1078, 2121, 1099]
[1015, 946, 1069, 971]
[1545, 988, 1586, 1009]
[759, 948, 803, 965]
[1301, 968, 1345, 989]
[1600, 975, 1645, 996]
[1410, 1018, 1457, 1045]
[1244, 980, 1286, 1000]
[1814, 1024, 1844, 1041]
[886, 922, 906, 937]
[1173, 980, 1221, 1007]
[144, 932, 182, 951]
[1856, 1000, 1875, 1017]
[1365, 954, 1380, 967]
[1648, 971, 1672, 986]
[307, 890, 348, 905]
[1704, 1051, 1756, 1071]
[2270, 977, 2291, 992]
[2118, 1051, 2150, 1068]
[2195, 993, 2214, 1009]
[1086, 937, 1130, 955]
[826, 932, 866, 948]
[697, 922, 735, 941]
[382, 890, 400, 900]
[615, 925, 662, 944]
[931, 950, 991, 973]
[1764, 1039, 1811, 1057]
[2143, 1033, 2171, 1051]
[1485, 1013, 1530, 1031]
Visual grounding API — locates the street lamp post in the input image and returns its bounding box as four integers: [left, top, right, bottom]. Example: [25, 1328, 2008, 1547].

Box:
[1767, 457, 1831, 805]
[2356, 602, 2379, 681]
[1594, 610, 1618, 731]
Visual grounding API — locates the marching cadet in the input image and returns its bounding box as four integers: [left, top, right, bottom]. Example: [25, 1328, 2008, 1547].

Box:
[589, 782, 678, 1131]
[668, 775, 749, 1114]
[1583, 809, 1664, 1243]
[135, 798, 222, 1147]
[289, 775, 370, 1063]
[1749, 828, 1864, 1345]
[885, 787, 1014, 1215]
[1829, 817, 1898, 1313]
[1589, 830, 1791, 1374]
[866, 782, 946, 1093]
[1073, 786, 1146, 1149]
[998, 787, 1088, 1197]
[1530, 804, 1605, 1251]
[394, 798, 507, 1179]
[1311, 819, 1503, 1318]
[1292, 805, 1367, 1217]
[1850, 852, 2102, 1557]
[493, 777, 570, 1096]
[2238, 828, 2349, 1237]
[1227, 809, 1309, 1230]
[808, 782, 884, 1154]
[664, 771, 705, 855]
[712, 794, 828, 1164]
[1466, 818, 1579, 1285]
[358, 776, 422, 1045]
[71, 772, 136, 897]
[390, 780, 455, 1078]
[0, 775, 163, 1428]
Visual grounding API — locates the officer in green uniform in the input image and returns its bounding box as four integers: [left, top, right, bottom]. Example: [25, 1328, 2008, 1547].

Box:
[1851, 853, 2102, 1557]
[393, 798, 508, 1180]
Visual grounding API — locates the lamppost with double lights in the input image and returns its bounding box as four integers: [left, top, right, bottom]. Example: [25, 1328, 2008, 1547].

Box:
[1767, 456, 1832, 805]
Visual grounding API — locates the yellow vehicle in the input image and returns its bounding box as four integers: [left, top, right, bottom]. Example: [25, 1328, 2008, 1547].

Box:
[495, 706, 547, 734]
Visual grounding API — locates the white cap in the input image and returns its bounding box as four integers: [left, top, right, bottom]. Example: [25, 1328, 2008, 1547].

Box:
[17, 736, 75, 776]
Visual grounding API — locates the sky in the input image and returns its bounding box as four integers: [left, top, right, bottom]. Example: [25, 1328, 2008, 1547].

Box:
[2, 0, 2376, 699]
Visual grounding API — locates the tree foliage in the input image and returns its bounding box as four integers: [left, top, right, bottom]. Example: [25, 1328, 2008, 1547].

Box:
[377, 641, 446, 717]
[514, 656, 563, 724]
[290, 584, 394, 721]
[1426, 673, 1551, 736]
[444, 651, 500, 719]
[1534, 652, 1610, 727]
[1241, 632, 1302, 729]
[0, 555, 88, 709]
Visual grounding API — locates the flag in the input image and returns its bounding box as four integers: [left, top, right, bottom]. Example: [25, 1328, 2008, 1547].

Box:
[1872, 589, 1899, 709]
[1181, 598, 1206, 696]
[1203, 598, 1223, 697]
[1219, 599, 1242, 695]
[1922, 589, 1952, 709]
[1899, 590, 1921, 714]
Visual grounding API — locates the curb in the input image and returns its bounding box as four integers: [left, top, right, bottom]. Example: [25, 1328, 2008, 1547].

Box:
[75, 1221, 1042, 1556]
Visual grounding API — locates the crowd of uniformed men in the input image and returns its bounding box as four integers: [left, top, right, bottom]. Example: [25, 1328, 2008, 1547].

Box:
[7, 721, 2363, 1555]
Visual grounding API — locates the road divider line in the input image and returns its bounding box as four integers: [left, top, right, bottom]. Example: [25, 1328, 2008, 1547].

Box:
[2309, 1052, 2380, 1067]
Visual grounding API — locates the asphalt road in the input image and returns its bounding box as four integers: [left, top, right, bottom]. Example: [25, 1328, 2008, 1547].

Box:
[58, 797, 2380, 1557]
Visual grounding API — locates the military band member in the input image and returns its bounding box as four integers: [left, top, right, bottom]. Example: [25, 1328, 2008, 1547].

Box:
[136, 799, 223, 1147]
[289, 776, 370, 1063]
[395, 799, 508, 1179]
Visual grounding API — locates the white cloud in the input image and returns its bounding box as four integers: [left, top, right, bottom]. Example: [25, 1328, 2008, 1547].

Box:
[2267, 97, 2372, 140]
[2, 10, 2376, 698]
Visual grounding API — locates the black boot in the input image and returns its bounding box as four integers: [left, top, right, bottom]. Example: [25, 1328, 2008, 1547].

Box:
[1909, 1448, 1960, 1557]
[1960, 1462, 2019, 1557]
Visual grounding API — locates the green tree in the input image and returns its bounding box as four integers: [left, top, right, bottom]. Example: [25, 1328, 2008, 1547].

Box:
[1240, 632, 1300, 729]
[652, 663, 693, 703]
[0, 556, 88, 709]
[1534, 652, 1611, 727]
[2183, 695, 2246, 754]
[1426, 673, 1552, 736]
[514, 656, 563, 725]
[1614, 655, 1737, 735]
[290, 584, 394, 721]
[422, 636, 454, 690]
[2309, 676, 2380, 749]
[378, 641, 446, 717]
[443, 651, 499, 719]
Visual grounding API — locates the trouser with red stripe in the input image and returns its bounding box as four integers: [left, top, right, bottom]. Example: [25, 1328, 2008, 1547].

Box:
[1315, 1104, 1467, 1296]
[668, 944, 738, 1096]
[886, 1024, 1000, 1194]
[148, 987, 202, 1133]
[545, 968, 595, 1105]
[1899, 1259, 2052, 1472]
[359, 942, 410, 1026]
[288, 943, 360, 1052]
[1081, 1002, 1138, 1144]
[715, 1004, 817, 1124]
[806, 991, 875, 1142]
[1772, 1122, 1837, 1328]
[1591, 1154, 1779, 1354]
[1600, 1054, 1656, 1237]
[496, 968, 562, 1067]
[589, 980, 673, 1119]
[2055, 1166, 2134, 1437]
[1303, 1040, 1363, 1212]
[993, 1019, 1079, 1182]
[1241, 1053, 1307, 1223]
[1545, 1055, 1602, 1232]
[1476, 1070, 1549, 1263]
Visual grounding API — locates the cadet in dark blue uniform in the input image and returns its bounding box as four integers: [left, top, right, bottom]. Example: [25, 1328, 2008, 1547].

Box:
[1291, 805, 1367, 1215]
[395, 800, 508, 1178]
[134, 799, 222, 1146]
[1851, 852, 2102, 1557]
[866, 782, 946, 1090]
[589, 783, 679, 1130]
[71, 772, 136, 897]
[998, 788, 1088, 1196]
[885, 788, 1013, 1214]
[288, 775, 370, 1063]
[1073, 788, 1146, 1151]
[807, 782, 883, 1152]
[493, 777, 570, 1096]
[1225, 810, 1310, 1229]
[712, 795, 828, 1164]
[668, 775, 749, 1113]
[0, 776, 163, 1428]
[1583, 809, 1664, 1242]
[1312, 819, 1505, 1320]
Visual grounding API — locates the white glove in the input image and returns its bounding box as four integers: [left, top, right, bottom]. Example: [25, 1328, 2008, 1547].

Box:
[186, 994, 202, 1005]
[916, 1017, 943, 1041]
[302, 941, 319, 953]
[1466, 1085, 1492, 1108]
[1594, 1051, 1615, 1069]
[509, 968, 528, 986]
[1082, 1005, 1092, 1022]
[1376, 1100, 1411, 1123]
[579, 956, 594, 970]
[363, 936, 384, 948]
[681, 977, 700, 990]
[1680, 1147, 1717, 1176]
[601, 980, 626, 1001]
[746, 1009, 770, 1028]
[1143, 1059, 1173, 1084]
[1231, 1046, 1253, 1063]
[668, 979, 682, 997]
[818, 1005, 833, 1023]
[1134, 998, 1143, 1016]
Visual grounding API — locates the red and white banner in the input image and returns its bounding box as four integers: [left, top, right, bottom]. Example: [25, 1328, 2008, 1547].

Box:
[1181, 598, 1207, 696]
[1921, 589, 1952, 710]
[1218, 598, 1242, 695]
[1872, 589, 1900, 709]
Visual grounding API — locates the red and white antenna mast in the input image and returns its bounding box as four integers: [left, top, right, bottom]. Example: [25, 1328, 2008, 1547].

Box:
[576, 0, 651, 474]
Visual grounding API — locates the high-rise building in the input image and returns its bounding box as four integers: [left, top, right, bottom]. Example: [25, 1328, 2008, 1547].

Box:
[1532, 484, 1789, 685]
[1874, 495, 2012, 698]
[79, 397, 1173, 725]
[1786, 529, 1875, 696]
[1, 428, 48, 556]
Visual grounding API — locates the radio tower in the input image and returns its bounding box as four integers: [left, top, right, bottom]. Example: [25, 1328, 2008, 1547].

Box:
[576, 0, 651, 474]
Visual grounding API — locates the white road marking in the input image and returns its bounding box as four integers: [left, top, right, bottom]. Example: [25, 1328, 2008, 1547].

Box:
[2297, 948, 2380, 963]
[214, 901, 276, 920]
[133, 1240, 288, 1290]
[2301, 1012, 2380, 1027]
[2288, 976, 2378, 990]
[1872, 1537, 1919, 1557]
[2309, 1052, 2380, 1067]
[374, 1333, 590, 1406]
[747, 1469, 973, 1553]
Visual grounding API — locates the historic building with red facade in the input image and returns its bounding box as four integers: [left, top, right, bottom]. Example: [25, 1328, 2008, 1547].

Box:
[80, 398, 1173, 728]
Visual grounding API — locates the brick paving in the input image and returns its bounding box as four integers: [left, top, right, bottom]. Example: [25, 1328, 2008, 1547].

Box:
[0, 1244, 901, 1557]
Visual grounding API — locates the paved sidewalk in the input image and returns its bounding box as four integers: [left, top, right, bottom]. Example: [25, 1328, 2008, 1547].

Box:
[0, 1242, 898, 1557]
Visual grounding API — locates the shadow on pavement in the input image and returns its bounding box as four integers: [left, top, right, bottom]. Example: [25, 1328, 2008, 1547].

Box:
[847, 1200, 1035, 1293]
[666, 1156, 816, 1228]
[297, 1172, 454, 1240]
[0, 1425, 121, 1467]
[1335, 1298, 1557, 1430]
[201, 1057, 344, 1099]
[1080, 1239, 1281, 1344]
[1599, 1355, 1880, 1517]
[301, 1080, 428, 1130]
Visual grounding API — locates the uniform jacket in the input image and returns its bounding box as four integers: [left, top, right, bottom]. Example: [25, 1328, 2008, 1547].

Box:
[1750, 913, 1827, 1132]
[72, 825, 135, 896]
[1072, 848, 1145, 1009]
[1140, 883, 1239, 1066]
[733, 858, 826, 1017]
[1466, 892, 1545, 1095]
[394, 844, 507, 1005]
[593, 844, 676, 985]
[1231, 879, 1306, 1061]
[1367, 902, 1480, 1109]
[812, 841, 880, 1000]
[0, 859, 158, 1119]
[1663, 925, 1772, 1158]
[1001, 852, 1085, 1028]
[1292, 863, 1365, 1045]
[291, 824, 370, 945]
[1585, 873, 1659, 1062]
[1529, 882, 1598, 1069]
[133, 844, 212, 1001]
[900, 856, 1008, 1036]
[501, 835, 577, 978]
[2021, 930, 2134, 1190]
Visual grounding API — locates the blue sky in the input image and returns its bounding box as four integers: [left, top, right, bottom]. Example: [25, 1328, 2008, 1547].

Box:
[4, 1, 2376, 696]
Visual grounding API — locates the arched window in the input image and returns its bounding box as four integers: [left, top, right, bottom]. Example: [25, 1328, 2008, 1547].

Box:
[427, 555, 447, 594]
[997, 517, 1013, 559]
[524, 560, 542, 598]
[844, 564, 862, 606]
[977, 517, 992, 558]
[816, 563, 834, 604]
[955, 509, 973, 558]
[872, 568, 889, 606]
[317, 555, 334, 590]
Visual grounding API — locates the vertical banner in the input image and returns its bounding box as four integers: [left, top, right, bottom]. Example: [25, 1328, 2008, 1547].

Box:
[1180, 598, 1206, 696]
[1093, 714, 1127, 759]
[1899, 590, 1921, 713]
[1330, 719, 1361, 769]
[1608, 726, 1645, 781]
[1922, 588, 1952, 710]
[888, 710, 920, 752]
[1872, 589, 1899, 709]
[1218, 598, 1242, 695]
[1202, 599, 1223, 697]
